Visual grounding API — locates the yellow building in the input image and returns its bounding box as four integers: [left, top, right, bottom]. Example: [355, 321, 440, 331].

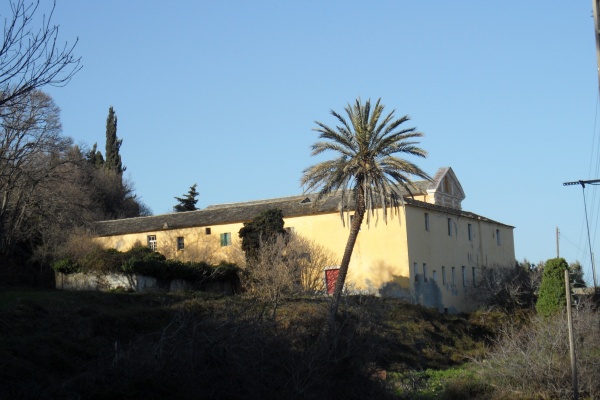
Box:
[94, 167, 515, 313]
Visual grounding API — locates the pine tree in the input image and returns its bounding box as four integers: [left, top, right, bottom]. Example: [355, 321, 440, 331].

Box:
[104, 106, 124, 174]
[569, 261, 586, 288]
[173, 184, 199, 212]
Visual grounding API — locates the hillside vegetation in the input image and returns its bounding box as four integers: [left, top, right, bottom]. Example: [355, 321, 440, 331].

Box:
[0, 289, 497, 399]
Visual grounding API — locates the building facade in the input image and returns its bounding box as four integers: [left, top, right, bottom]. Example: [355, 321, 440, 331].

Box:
[94, 167, 515, 313]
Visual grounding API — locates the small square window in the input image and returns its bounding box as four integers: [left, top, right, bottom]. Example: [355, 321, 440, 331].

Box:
[451, 267, 456, 285]
[205, 227, 212, 235]
[423, 263, 428, 282]
[462, 266, 467, 287]
[447, 218, 452, 236]
[472, 267, 477, 287]
[496, 229, 502, 245]
[220, 232, 231, 247]
[147, 235, 157, 251]
[424, 213, 430, 231]
[177, 237, 184, 250]
[442, 266, 446, 285]
[468, 224, 473, 241]
[432, 270, 437, 283]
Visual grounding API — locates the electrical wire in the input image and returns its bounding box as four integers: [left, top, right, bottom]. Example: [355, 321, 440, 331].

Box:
[559, 231, 585, 253]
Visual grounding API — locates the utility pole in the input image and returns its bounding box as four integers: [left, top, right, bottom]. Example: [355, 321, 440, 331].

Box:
[565, 269, 579, 400]
[563, 179, 600, 294]
[556, 226, 560, 258]
[593, 0, 600, 95]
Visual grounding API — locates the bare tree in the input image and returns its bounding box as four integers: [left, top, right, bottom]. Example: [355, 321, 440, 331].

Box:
[0, 90, 70, 255]
[286, 234, 338, 295]
[244, 233, 339, 319]
[0, 0, 80, 113]
[246, 234, 299, 320]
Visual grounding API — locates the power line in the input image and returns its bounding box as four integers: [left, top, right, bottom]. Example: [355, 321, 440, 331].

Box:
[564, 179, 600, 293]
[559, 231, 584, 253]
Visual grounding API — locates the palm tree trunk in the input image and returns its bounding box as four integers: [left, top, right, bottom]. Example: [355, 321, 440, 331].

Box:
[327, 190, 366, 336]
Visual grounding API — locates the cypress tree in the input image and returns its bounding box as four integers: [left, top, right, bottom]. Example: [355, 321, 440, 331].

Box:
[535, 257, 569, 317]
[104, 106, 124, 174]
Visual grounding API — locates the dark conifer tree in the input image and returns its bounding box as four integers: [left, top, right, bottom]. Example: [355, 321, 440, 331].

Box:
[173, 184, 199, 212]
[86, 143, 104, 168]
[104, 106, 124, 174]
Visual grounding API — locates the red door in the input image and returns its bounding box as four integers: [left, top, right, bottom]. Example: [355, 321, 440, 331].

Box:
[325, 268, 339, 295]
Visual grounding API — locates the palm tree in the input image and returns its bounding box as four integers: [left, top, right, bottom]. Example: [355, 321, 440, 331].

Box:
[301, 97, 431, 333]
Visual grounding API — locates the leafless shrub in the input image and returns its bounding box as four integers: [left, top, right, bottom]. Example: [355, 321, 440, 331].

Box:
[51, 228, 103, 262]
[470, 262, 541, 312]
[245, 234, 299, 319]
[478, 299, 600, 399]
[286, 234, 338, 295]
[244, 233, 339, 319]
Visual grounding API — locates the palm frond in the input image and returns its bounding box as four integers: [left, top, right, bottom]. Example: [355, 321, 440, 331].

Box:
[301, 97, 430, 226]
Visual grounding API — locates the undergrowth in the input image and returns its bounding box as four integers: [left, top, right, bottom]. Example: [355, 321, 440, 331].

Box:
[0, 290, 496, 399]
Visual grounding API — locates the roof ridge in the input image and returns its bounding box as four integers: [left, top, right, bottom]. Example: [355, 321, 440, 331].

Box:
[204, 193, 314, 210]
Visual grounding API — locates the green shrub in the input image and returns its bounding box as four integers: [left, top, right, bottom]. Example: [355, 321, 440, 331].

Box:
[54, 244, 240, 285]
[393, 367, 491, 400]
[535, 257, 568, 317]
[51, 258, 81, 274]
[121, 246, 166, 276]
[78, 247, 126, 274]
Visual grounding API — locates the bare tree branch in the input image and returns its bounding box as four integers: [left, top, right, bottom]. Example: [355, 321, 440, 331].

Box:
[0, 0, 81, 114]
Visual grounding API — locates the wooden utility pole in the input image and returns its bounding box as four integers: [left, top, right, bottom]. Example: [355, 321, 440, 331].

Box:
[556, 227, 560, 258]
[565, 269, 579, 400]
[593, 0, 600, 95]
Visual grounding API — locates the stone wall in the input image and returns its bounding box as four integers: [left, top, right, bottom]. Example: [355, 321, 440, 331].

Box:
[55, 272, 237, 294]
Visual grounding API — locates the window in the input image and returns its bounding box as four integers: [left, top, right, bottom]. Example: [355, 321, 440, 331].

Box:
[424, 213, 430, 231]
[285, 227, 295, 234]
[468, 223, 473, 241]
[177, 237, 184, 251]
[451, 267, 456, 285]
[496, 229, 502, 245]
[147, 235, 157, 251]
[220, 232, 231, 247]
[462, 266, 466, 287]
[413, 262, 418, 282]
[205, 227, 212, 235]
[432, 270, 437, 283]
[442, 266, 446, 285]
[472, 267, 477, 287]
[447, 218, 452, 236]
[423, 263, 428, 282]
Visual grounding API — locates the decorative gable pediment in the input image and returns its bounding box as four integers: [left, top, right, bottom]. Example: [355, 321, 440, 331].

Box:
[426, 167, 465, 209]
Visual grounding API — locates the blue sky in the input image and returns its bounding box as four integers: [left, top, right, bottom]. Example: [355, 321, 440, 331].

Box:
[9, 1, 600, 279]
